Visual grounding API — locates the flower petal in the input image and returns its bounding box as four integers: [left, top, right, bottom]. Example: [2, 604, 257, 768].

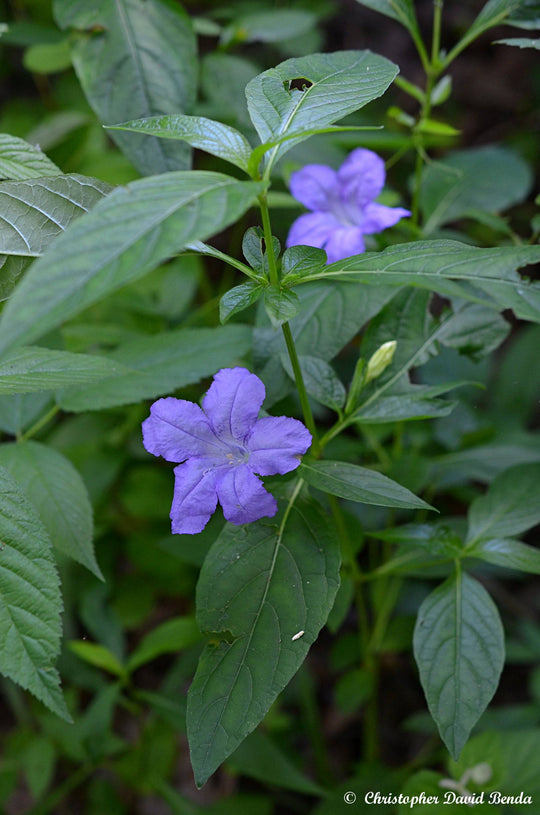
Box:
[289, 164, 339, 211]
[142, 397, 221, 463]
[338, 148, 385, 207]
[324, 226, 366, 263]
[362, 202, 411, 234]
[246, 416, 312, 475]
[215, 464, 277, 525]
[202, 367, 266, 444]
[170, 459, 220, 534]
[286, 211, 339, 253]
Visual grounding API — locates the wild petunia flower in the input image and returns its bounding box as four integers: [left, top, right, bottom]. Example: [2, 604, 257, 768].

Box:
[142, 367, 312, 534]
[286, 147, 410, 263]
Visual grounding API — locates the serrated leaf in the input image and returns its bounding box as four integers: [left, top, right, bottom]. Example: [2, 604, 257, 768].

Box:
[0, 346, 131, 394]
[281, 354, 346, 410]
[413, 572, 505, 759]
[467, 537, 540, 574]
[187, 494, 340, 787]
[108, 114, 253, 173]
[54, 0, 197, 176]
[220, 283, 265, 324]
[246, 50, 398, 172]
[312, 240, 540, 323]
[466, 463, 540, 543]
[300, 460, 433, 510]
[58, 324, 251, 411]
[0, 441, 100, 578]
[0, 134, 60, 180]
[264, 286, 300, 326]
[0, 172, 262, 355]
[0, 174, 111, 258]
[127, 617, 201, 672]
[69, 640, 125, 677]
[0, 466, 70, 720]
[420, 146, 533, 232]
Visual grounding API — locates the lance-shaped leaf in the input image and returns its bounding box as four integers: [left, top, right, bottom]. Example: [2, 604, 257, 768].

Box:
[352, 0, 420, 33]
[0, 134, 60, 181]
[0, 466, 70, 720]
[300, 460, 433, 510]
[413, 572, 505, 759]
[466, 462, 540, 543]
[0, 174, 112, 258]
[309, 240, 540, 323]
[0, 172, 262, 355]
[187, 494, 340, 787]
[0, 441, 100, 578]
[245, 50, 398, 172]
[54, 0, 197, 176]
[467, 537, 540, 575]
[57, 324, 251, 412]
[108, 114, 253, 173]
[0, 346, 131, 394]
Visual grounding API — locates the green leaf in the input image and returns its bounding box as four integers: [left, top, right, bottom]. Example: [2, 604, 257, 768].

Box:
[219, 283, 265, 324]
[0, 466, 70, 720]
[458, 0, 524, 52]
[187, 494, 340, 787]
[58, 324, 251, 412]
[264, 286, 300, 327]
[281, 355, 346, 410]
[413, 572, 505, 759]
[300, 460, 433, 510]
[107, 114, 253, 173]
[0, 347, 130, 394]
[0, 256, 31, 303]
[420, 146, 533, 233]
[127, 617, 201, 673]
[221, 9, 316, 46]
[54, 0, 197, 176]
[0, 174, 111, 258]
[507, 0, 540, 28]
[228, 729, 324, 796]
[281, 245, 327, 283]
[351, 0, 420, 33]
[68, 640, 125, 677]
[23, 40, 72, 74]
[467, 537, 540, 574]
[353, 391, 456, 423]
[201, 53, 259, 131]
[0, 134, 60, 180]
[242, 226, 280, 275]
[438, 302, 510, 359]
[245, 50, 398, 172]
[0, 393, 51, 437]
[0, 172, 262, 355]
[496, 35, 540, 46]
[0, 441, 100, 578]
[312, 241, 540, 323]
[466, 463, 540, 543]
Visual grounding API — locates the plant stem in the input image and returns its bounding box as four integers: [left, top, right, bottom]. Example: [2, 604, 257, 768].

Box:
[20, 404, 60, 441]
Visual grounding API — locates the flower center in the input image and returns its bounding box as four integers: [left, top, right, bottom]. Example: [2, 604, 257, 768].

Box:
[225, 444, 250, 465]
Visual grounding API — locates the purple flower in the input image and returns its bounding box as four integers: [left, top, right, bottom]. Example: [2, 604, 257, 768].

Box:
[142, 367, 312, 534]
[286, 148, 410, 263]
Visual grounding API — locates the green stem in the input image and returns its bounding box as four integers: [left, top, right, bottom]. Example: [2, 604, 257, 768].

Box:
[258, 193, 280, 288]
[20, 404, 60, 442]
[431, 0, 444, 67]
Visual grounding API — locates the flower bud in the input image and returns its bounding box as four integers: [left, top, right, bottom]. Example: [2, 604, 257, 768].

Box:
[468, 763, 492, 785]
[365, 341, 397, 384]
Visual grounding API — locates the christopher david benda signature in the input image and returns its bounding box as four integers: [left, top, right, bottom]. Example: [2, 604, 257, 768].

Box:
[363, 790, 533, 806]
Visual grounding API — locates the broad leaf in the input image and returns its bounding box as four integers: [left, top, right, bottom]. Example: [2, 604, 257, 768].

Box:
[127, 617, 201, 672]
[420, 146, 533, 232]
[0, 347, 130, 394]
[353, 390, 456, 423]
[281, 355, 346, 411]
[0, 393, 52, 437]
[187, 494, 340, 787]
[0, 173, 262, 355]
[201, 53, 259, 131]
[438, 301, 510, 359]
[0, 174, 111, 258]
[0, 441, 100, 577]
[0, 466, 70, 719]
[220, 283, 265, 324]
[413, 572, 505, 759]
[246, 51, 398, 171]
[221, 9, 316, 46]
[264, 286, 300, 327]
[467, 537, 540, 574]
[466, 462, 540, 543]
[0, 134, 60, 180]
[300, 460, 433, 510]
[54, 0, 197, 176]
[108, 114, 253, 173]
[311, 241, 540, 323]
[58, 324, 251, 411]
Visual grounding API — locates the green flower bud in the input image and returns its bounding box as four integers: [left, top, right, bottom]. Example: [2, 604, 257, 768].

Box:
[365, 340, 397, 384]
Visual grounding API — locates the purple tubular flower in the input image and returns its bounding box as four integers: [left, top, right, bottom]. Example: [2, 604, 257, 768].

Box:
[142, 367, 312, 534]
[286, 148, 410, 263]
